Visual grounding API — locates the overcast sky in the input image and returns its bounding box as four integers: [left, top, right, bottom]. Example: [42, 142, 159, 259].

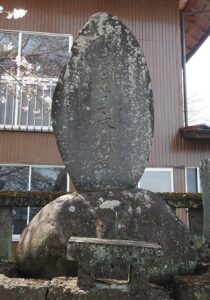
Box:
[186, 36, 210, 126]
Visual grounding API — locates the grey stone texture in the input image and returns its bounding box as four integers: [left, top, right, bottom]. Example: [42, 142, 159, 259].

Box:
[52, 12, 153, 192]
[47, 277, 170, 300]
[0, 274, 170, 300]
[0, 274, 48, 300]
[16, 189, 197, 281]
[200, 159, 210, 242]
[0, 207, 12, 260]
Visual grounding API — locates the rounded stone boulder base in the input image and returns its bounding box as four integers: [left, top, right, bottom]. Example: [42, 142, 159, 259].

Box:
[16, 189, 197, 281]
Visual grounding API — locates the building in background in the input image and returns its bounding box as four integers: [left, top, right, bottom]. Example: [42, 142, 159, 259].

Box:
[0, 0, 209, 239]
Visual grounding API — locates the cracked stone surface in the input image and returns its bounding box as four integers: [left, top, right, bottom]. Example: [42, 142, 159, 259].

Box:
[52, 12, 153, 192]
[16, 190, 197, 281]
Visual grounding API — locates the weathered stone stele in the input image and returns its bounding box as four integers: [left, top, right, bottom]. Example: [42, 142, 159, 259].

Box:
[52, 12, 153, 192]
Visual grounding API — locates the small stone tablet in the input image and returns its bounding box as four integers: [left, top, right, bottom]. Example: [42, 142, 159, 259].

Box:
[52, 12, 153, 192]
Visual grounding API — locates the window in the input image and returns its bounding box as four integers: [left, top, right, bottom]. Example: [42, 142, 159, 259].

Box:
[186, 38, 210, 127]
[138, 168, 190, 225]
[180, 11, 210, 128]
[185, 167, 201, 193]
[0, 165, 29, 236]
[0, 30, 73, 131]
[0, 164, 69, 240]
[30, 166, 67, 192]
[183, 167, 201, 227]
[138, 168, 174, 192]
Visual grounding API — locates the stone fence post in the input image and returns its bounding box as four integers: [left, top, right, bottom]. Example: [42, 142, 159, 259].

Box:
[0, 207, 12, 260]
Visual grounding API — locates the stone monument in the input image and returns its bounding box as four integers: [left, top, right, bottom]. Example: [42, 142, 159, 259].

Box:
[16, 12, 197, 297]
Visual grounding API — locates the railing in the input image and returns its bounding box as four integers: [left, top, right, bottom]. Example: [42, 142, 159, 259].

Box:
[0, 191, 63, 260]
[0, 191, 203, 261]
[0, 79, 55, 132]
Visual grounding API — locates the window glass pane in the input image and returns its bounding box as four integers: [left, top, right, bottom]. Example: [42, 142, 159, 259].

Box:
[0, 83, 7, 124]
[41, 85, 54, 127]
[0, 165, 29, 190]
[0, 32, 19, 126]
[5, 84, 17, 126]
[31, 167, 67, 191]
[17, 84, 29, 126]
[0, 165, 29, 235]
[0, 83, 18, 127]
[21, 34, 69, 78]
[33, 84, 53, 126]
[186, 36, 210, 126]
[17, 83, 53, 127]
[30, 167, 67, 227]
[0, 31, 18, 74]
[0, 31, 69, 128]
[186, 168, 198, 193]
[140, 170, 172, 192]
[12, 207, 27, 235]
[29, 207, 41, 222]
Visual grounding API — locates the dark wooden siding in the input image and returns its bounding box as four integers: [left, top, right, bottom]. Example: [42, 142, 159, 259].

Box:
[0, 0, 209, 192]
[0, 131, 62, 165]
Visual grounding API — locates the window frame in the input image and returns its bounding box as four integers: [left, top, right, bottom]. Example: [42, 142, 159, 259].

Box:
[185, 167, 201, 193]
[180, 11, 210, 131]
[0, 29, 73, 131]
[0, 163, 69, 241]
[138, 167, 174, 192]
